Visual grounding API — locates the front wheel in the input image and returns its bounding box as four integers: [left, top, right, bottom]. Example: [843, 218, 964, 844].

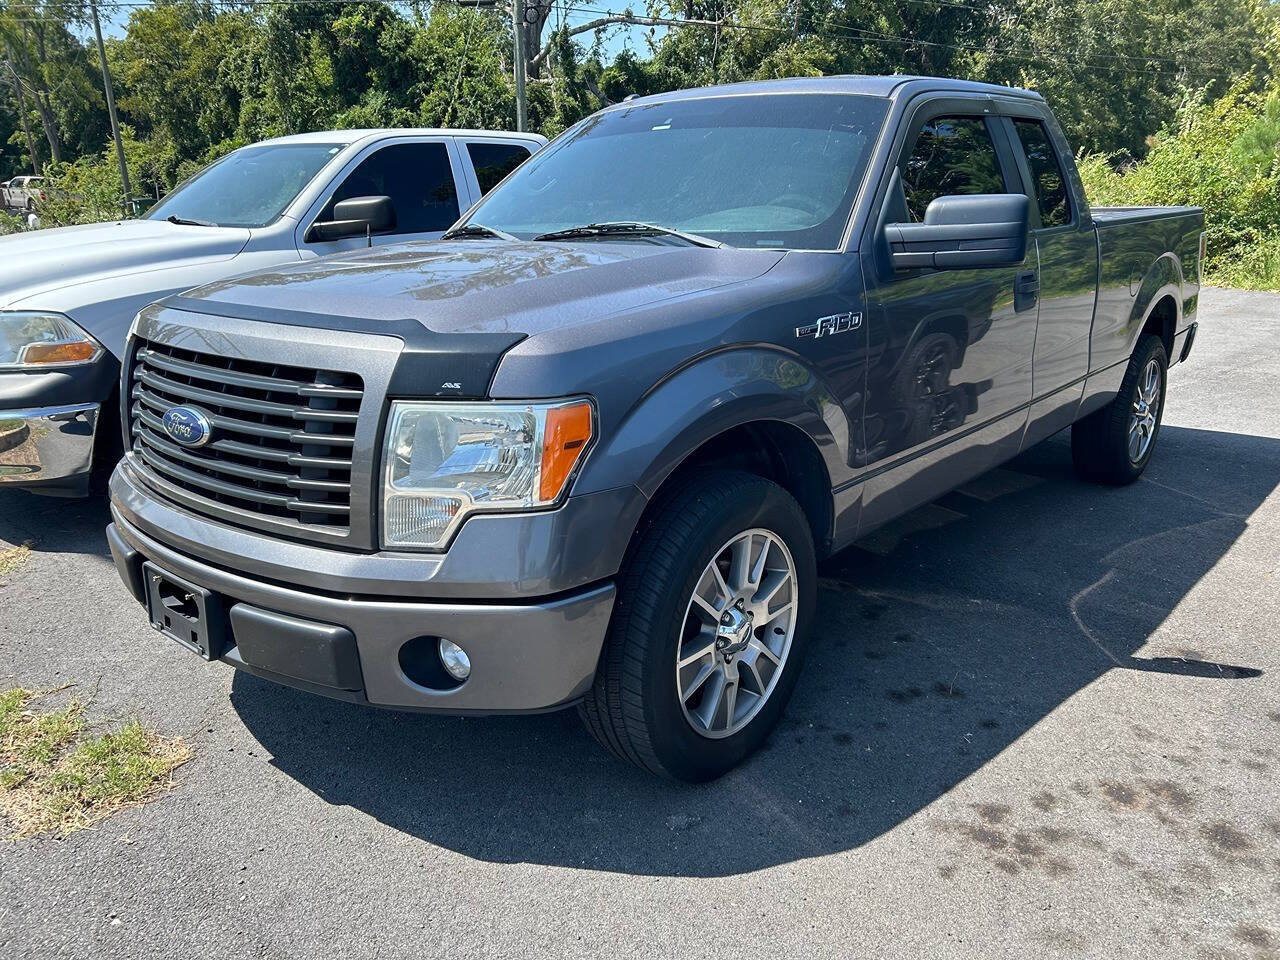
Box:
[1071, 333, 1168, 484]
[579, 470, 816, 781]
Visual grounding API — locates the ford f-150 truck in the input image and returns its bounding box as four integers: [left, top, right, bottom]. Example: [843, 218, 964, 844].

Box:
[0, 128, 545, 495]
[106, 76, 1203, 781]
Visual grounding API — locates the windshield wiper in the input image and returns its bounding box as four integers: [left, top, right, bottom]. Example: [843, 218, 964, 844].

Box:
[533, 221, 724, 248]
[441, 222, 519, 242]
[166, 214, 218, 227]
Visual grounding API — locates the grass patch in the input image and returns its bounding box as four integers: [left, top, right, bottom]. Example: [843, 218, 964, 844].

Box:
[0, 687, 191, 838]
[0, 541, 33, 579]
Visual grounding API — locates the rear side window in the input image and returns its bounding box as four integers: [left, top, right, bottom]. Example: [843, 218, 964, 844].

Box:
[1013, 119, 1071, 227]
[319, 142, 459, 237]
[901, 116, 1008, 222]
[467, 142, 532, 195]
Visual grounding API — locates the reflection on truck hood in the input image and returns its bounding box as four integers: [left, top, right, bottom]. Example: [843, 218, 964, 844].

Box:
[0, 219, 251, 310]
[181, 240, 787, 336]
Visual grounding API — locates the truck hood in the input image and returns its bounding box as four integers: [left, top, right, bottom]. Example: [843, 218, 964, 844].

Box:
[0, 219, 251, 310]
[177, 239, 786, 338]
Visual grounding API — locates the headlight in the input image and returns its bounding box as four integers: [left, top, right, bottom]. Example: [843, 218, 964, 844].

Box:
[382, 398, 595, 550]
[0, 311, 103, 370]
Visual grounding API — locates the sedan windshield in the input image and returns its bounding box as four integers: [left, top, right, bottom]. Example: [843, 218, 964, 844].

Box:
[147, 142, 345, 228]
[464, 93, 889, 250]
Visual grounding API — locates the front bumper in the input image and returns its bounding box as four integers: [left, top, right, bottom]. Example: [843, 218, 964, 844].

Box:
[0, 402, 99, 495]
[107, 507, 618, 715]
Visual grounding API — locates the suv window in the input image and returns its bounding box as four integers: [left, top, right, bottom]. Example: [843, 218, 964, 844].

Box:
[901, 116, 1008, 222]
[319, 142, 459, 237]
[1013, 119, 1071, 227]
[467, 142, 532, 195]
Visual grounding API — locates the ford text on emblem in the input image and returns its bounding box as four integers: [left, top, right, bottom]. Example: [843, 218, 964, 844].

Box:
[796, 312, 862, 340]
[162, 406, 213, 448]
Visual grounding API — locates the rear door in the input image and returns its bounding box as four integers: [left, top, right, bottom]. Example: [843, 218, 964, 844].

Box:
[298, 137, 468, 258]
[1002, 110, 1098, 443]
[458, 138, 537, 204]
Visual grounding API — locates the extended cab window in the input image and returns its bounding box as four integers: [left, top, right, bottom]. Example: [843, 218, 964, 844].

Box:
[467, 142, 532, 195]
[319, 142, 459, 237]
[1013, 118, 1071, 227]
[901, 117, 1008, 222]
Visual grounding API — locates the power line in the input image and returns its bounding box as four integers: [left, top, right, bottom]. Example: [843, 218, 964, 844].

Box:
[0, 0, 1252, 83]
[557, 3, 1249, 83]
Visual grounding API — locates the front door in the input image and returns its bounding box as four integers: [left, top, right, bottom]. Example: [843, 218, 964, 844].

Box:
[859, 108, 1039, 531]
[300, 139, 466, 258]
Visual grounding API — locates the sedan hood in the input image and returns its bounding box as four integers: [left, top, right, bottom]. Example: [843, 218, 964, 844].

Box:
[0, 219, 251, 309]
[176, 239, 786, 338]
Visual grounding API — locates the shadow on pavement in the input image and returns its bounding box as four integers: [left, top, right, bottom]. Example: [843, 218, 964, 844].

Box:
[0, 488, 112, 559]
[193, 425, 1278, 873]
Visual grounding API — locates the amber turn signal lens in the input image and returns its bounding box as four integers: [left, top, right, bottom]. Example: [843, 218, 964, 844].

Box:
[540, 401, 593, 501]
[21, 340, 99, 365]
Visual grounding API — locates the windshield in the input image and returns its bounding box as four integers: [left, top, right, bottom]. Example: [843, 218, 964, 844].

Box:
[148, 142, 345, 228]
[464, 93, 889, 250]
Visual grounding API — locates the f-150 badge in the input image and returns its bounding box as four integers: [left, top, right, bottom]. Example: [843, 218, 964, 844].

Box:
[796, 312, 862, 340]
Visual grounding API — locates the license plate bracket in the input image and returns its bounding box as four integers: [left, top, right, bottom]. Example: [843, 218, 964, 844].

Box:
[142, 561, 225, 661]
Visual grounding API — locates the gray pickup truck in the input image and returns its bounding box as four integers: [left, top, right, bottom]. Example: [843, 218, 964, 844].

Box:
[106, 76, 1203, 781]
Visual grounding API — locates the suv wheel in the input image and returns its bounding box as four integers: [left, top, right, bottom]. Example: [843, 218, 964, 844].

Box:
[579, 470, 816, 781]
[1071, 333, 1168, 484]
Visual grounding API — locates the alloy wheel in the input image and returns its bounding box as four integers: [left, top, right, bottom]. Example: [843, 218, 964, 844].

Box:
[675, 528, 798, 739]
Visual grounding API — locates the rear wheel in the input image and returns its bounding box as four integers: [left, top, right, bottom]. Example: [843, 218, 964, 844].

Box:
[579, 470, 816, 781]
[1071, 334, 1167, 484]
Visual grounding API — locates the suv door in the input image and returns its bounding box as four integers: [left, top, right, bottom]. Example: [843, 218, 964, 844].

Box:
[299, 138, 466, 258]
[859, 104, 1039, 529]
[1004, 112, 1100, 445]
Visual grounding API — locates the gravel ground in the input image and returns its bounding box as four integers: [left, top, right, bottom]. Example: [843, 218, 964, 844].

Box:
[1, 286, 1277, 959]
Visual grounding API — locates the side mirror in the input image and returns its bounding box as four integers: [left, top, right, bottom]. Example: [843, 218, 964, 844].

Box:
[887, 194, 1030, 271]
[306, 195, 397, 242]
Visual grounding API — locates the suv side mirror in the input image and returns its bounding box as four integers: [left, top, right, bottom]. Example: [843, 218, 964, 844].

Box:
[307, 195, 397, 242]
[887, 194, 1030, 271]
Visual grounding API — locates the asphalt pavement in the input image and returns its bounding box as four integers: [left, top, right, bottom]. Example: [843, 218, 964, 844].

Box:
[1, 286, 1277, 959]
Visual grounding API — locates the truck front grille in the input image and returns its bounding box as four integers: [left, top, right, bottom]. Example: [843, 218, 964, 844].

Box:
[128, 339, 364, 532]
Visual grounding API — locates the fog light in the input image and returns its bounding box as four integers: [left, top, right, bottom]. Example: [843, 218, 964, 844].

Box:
[438, 638, 471, 681]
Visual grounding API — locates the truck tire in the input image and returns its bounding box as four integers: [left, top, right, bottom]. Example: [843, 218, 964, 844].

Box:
[579, 470, 816, 781]
[1071, 334, 1167, 484]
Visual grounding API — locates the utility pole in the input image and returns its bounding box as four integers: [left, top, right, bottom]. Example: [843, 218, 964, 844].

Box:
[455, 0, 526, 132]
[512, 0, 528, 132]
[89, 0, 132, 217]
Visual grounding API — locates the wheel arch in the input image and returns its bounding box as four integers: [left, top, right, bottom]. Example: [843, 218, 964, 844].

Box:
[574, 347, 846, 558]
[1129, 253, 1183, 359]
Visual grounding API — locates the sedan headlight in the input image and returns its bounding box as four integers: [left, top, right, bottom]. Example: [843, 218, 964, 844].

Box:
[382, 398, 595, 550]
[0, 311, 103, 370]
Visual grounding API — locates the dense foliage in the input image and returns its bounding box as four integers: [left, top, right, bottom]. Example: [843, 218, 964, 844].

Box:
[1079, 77, 1280, 289]
[3, 0, 1279, 283]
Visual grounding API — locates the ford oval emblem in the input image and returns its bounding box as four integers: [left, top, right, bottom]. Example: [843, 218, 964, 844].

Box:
[161, 406, 213, 448]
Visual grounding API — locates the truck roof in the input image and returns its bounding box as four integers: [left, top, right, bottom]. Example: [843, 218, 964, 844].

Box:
[617, 74, 1043, 109]
[252, 128, 548, 148]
